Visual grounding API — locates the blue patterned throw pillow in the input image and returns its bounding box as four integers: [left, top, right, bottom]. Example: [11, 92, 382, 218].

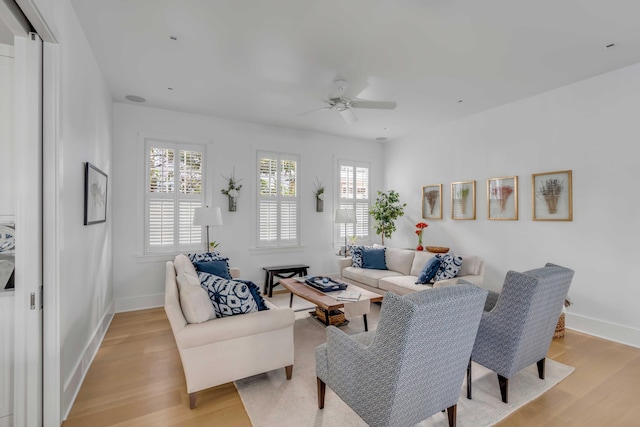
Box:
[351, 245, 365, 268]
[194, 258, 232, 280]
[416, 257, 442, 284]
[188, 251, 222, 263]
[198, 272, 268, 318]
[434, 252, 463, 282]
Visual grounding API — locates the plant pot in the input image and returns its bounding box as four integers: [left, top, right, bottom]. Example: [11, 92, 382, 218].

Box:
[316, 198, 324, 212]
[228, 196, 237, 212]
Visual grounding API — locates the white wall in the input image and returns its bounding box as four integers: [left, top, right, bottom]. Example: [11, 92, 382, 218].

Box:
[112, 103, 384, 311]
[30, 0, 114, 418]
[384, 63, 640, 348]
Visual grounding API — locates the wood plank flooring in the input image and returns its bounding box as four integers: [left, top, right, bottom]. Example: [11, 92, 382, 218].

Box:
[63, 307, 640, 426]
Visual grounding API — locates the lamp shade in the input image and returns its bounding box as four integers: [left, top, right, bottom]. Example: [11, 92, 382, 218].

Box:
[335, 208, 356, 224]
[193, 207, 223, 226]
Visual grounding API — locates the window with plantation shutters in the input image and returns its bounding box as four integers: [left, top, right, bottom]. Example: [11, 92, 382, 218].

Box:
[257, 151, 299, 247]
[338, 160, 370, 242]
[145, 139, 205, 254]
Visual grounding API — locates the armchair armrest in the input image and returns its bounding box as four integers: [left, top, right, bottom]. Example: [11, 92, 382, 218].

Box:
[229, 267, 241, 279]
[175, 306, 294, 350]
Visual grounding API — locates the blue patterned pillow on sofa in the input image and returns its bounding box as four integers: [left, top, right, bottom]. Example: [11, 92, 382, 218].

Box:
[198, 272, 268, 318]
[351, 245, 365, 268]
[188, 251, 222, 263]
[434, 252, 463, 282]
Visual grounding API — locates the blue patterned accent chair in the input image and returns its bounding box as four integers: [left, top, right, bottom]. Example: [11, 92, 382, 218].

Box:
[315, 283, 488, 427]
[466, 263, 574, 403]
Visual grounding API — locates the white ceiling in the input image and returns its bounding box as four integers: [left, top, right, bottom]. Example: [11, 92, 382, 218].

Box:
[71, 0, 640, 142]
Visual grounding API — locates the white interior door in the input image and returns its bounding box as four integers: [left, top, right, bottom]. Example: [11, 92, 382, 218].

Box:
[13, 32, 43, 427]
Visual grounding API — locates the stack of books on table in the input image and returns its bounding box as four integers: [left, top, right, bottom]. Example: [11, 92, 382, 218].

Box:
[336, 290, 361, 301]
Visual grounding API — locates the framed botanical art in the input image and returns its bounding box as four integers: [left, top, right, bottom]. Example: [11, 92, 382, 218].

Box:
[84, 162, 108, 225]
[451, 180, 476, 220]
[422, 184, 442, 219]
[532, 170, 572, 221]
[487, 176, 518, 220]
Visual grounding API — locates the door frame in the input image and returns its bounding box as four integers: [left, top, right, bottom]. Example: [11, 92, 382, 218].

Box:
[4, 0, 60, 425]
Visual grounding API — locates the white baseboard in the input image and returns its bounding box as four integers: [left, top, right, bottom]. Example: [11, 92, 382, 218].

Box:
[62, 301, 115, 420]
[115, 293, 164, 313]
[566, 312, 640, 349]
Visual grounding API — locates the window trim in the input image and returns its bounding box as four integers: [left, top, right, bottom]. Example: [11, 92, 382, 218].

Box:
[256, 150, 300, 248]
[336, 159, 371, 245]
[139, 133, 209, 256]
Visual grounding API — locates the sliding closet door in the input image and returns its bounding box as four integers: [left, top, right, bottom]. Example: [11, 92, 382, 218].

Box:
[13, 32, 43, 427]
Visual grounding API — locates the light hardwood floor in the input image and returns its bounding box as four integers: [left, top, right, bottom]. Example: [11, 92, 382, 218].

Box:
[63, 307, 640, 427]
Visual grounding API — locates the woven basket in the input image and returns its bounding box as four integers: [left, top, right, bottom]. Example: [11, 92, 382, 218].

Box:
[315, 307, 346, 326]
[554, 312, 566, 339]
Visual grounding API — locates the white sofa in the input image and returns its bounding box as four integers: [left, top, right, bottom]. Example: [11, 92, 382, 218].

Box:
[164, 255, 295, 408]
[339, 246, 484, 296]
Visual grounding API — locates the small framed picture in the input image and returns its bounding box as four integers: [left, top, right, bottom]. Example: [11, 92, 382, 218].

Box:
[451, 180, 476, 220]
[422, 184, 442, 220]
[84, 162, 108, 225]
[532, 170, 572, 221]
[487, 176, 518, 220]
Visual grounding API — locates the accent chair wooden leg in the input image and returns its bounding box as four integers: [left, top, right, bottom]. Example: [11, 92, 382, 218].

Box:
[537, 358, 545, 379]
[285, 365, 293, 380]
[498, 375, 509, 403]
[466, 359, 472, 399]
[317, 377, 326, 409]
[189, 392, 197, 409]
[446, 404, 457, 427]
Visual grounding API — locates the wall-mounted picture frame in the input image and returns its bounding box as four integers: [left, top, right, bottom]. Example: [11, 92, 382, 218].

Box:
[451, 180, 476, 220]
[84, 162, 108, 225]
[422, 184, 442, 220]
[532, 170, 572, 221]
[487, 176, 518, 220]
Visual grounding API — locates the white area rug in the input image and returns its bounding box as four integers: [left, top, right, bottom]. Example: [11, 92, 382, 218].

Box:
[236, 296, 574, 427]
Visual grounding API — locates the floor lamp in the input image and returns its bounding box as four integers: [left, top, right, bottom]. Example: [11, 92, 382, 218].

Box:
[335, 209, 356, 258]
[193, 206, 223, 250]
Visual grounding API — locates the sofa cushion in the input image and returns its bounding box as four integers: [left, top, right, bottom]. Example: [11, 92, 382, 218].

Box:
[458, 255, 481, 276]
[194, 258, 232, 280]
[188, 251, 222, 263]
[379, 275, 428, 296]
[361, 247, 387, 270]
[174, 254, 199, 280]
[199, 272, 268, 318]
[342, 267, 403, 289]
[374, 245, 415, 275]
[410, 251, 438, 276]
[416, 257, 441, 284]
[177, 273, 216, 324]
[434, 252, 463, 281]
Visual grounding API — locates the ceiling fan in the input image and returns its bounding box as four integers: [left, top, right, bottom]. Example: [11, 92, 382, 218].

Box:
[299, 79, 397, 124]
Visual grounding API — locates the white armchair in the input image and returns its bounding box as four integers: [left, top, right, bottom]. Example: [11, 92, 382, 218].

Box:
[164, 257, 295, 408]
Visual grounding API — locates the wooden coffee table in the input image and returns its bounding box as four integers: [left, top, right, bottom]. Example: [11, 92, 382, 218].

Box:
[279, 278, 383, 331]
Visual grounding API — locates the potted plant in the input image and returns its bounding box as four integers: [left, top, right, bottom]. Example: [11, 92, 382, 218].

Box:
[313, 177, 325, 212]
[369, 190, 406, 245]
[221, 168, 242, 212]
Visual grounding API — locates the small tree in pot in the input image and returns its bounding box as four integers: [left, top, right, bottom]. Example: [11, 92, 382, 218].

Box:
[369, 190, 406, 245]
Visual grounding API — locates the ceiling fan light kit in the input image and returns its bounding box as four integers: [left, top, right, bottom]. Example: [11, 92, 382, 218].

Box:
[300, 79, 397, 124]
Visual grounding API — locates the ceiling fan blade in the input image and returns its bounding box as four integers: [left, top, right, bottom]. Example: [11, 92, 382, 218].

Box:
[339, 108, 358, 124]
[350, 100, 397, 110]
[297, 106, 331, 116]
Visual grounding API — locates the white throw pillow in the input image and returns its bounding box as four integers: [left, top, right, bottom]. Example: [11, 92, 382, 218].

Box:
[174, 254, 199, 280]
[178, 273, 216, 324]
